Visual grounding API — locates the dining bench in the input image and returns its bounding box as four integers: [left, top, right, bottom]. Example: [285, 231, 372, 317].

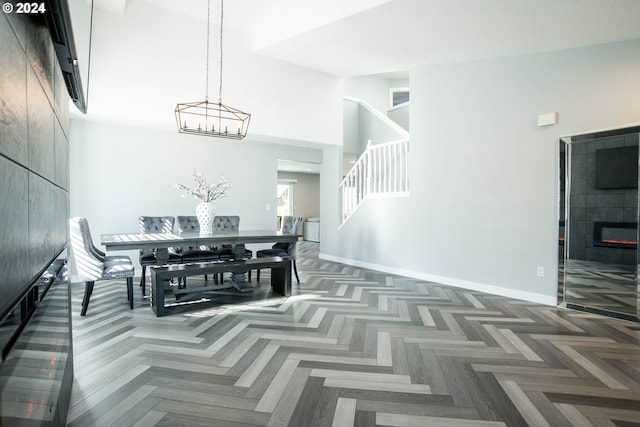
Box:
[149, 256, 291, 316]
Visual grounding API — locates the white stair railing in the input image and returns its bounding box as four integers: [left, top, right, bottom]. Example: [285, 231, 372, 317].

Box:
[339, 139, 409, 227]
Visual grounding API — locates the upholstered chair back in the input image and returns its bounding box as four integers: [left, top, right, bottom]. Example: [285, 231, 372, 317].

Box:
[138, 216, 175, 234]
[69, 217, 103, 281]
[255, 215, 303, 283]
[76, 217, 107, 261]
[177, 216, 200, 233]
[281, 216, 303, 234]
[212, 216, 240, 251]
[273, 216, 303, 258]
[70, 217, 136, 315]
[213, 215, 240, 232]
[177, 216, 218, 252]
[138, 216, 176, 256]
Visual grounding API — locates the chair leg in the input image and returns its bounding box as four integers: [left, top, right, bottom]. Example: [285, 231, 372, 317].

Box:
[127, 277, 134, 309]
[81, 281, 94, 317]
[256, 269, 260, 282]
[140, 265, 146, 296]
[293, 260, 300, 284]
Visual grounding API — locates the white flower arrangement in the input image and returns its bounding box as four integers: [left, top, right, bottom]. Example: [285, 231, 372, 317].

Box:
[174, 169, 231, 203]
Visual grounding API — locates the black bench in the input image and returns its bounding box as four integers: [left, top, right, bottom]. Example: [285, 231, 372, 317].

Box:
[149, 256, 291, 316]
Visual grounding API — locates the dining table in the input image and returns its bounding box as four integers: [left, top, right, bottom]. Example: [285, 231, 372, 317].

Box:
[100, 230, 300, 314]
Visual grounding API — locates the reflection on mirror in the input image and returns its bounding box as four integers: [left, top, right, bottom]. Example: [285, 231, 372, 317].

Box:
[559, 126, 640, 322]
[0, 250, 68, 360]
[0, 249, 70, 425]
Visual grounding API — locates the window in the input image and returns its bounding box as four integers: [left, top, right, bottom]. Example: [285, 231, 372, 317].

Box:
[277, 183, 293, 217]
[389, 87, 409, 108]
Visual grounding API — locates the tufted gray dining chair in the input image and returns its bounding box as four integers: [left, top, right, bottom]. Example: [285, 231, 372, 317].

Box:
[211, 216, 253, 281]
[176, 216, 220, 264]
[138, 216, 183, 295]
[176, 216, 220, 285]
[256, 215, 303, 283]
[69, 217, 135, 316]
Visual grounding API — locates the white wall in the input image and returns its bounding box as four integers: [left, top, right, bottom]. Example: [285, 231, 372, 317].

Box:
[320, 145, 343, 243]
[70, 119, 322, 269]
[321, 38, 640, 305]
[85, 0, 342, 145]
[343, 75, 390, 113]
[389, 78, 410, 91]
[388, 104, 409, 131]
[343, 99, 360, 154]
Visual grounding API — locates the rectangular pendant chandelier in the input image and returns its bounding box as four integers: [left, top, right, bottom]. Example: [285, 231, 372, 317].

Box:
[175, 101, 251, 139]
[175, 0, 250, 140]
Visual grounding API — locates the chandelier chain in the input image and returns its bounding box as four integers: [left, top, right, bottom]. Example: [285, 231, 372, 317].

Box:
[205, 0, 211, 101]
[218, 0, 224, 104]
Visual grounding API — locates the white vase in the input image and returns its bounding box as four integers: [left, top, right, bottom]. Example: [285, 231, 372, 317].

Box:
[196, 202, 214, 235]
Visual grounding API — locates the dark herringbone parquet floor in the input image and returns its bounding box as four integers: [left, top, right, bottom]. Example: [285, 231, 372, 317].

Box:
[67, 243, 640, 426]
[563, 258, 639, 318]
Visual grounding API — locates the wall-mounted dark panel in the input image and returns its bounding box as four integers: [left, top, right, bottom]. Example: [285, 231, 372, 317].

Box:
[29, 174, 56, 279]
[0, 157, 30, 318]
[54, 120, 69, 190]
[53, 53, 70, 138]
[1, 8, 71, 322]
[0, 16, 28, 166]
[54, 186, 69, 249]
[27, 65, 55, 181]
[4, 11, 26, 52]
[596, 145, 638, 189]
[25, 15, 54, 107]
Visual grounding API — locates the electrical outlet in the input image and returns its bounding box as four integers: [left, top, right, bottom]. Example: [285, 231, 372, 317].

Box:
[537, 266, 544, 277]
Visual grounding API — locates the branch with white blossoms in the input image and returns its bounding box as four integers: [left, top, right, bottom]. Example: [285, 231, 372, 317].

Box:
[173, 170, 232, 203]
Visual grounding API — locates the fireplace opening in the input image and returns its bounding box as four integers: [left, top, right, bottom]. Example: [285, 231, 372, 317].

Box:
[593, 222, 638, 249]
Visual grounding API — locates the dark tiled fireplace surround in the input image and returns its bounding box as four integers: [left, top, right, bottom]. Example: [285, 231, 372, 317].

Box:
[567, 133, 639, 266]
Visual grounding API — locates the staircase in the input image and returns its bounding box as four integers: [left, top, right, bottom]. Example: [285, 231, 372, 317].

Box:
[339, 138, 409, 227]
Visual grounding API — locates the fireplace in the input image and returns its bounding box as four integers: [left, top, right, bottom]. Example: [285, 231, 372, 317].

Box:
[593, 222, 638, 249]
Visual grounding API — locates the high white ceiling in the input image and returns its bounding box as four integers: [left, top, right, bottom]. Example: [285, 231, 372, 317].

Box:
[121, 0, 640, 78]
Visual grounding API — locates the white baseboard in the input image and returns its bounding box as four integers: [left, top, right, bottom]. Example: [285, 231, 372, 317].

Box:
[319, 253, 557, 306]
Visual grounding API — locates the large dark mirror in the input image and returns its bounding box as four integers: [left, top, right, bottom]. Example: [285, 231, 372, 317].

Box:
[559, 126, 640, 322]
